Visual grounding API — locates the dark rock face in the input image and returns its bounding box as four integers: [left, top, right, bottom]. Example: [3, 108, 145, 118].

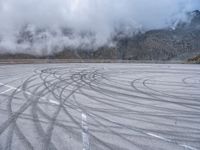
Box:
[1, 10, 200, 61]
[114, 10, 200, 60]
[117, 29, 200, 60]
[75, 10, 200, 61]
[188, 54, 200, 63]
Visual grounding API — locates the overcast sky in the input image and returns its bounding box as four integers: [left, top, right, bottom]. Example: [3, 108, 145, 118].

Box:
[0, 0, 199, 55]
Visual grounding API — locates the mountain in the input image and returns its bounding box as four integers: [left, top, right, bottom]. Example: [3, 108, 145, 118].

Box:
[112, 10, 200, 60]
[0, 10, 200, 61]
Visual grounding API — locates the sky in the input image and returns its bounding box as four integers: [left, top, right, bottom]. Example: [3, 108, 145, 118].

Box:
[0, 0, 199, 55]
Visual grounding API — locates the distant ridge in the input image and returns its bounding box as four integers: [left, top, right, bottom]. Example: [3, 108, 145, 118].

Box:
[0, 10, 200, 61]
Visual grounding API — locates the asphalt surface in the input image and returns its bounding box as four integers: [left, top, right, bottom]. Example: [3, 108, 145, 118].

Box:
[0, 63, 199, 150]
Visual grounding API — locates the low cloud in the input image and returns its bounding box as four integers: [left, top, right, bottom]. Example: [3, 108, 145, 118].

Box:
[0, 0, 199, 55]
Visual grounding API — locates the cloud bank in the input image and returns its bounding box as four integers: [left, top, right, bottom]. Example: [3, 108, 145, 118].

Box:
[0, 0, 199, 55]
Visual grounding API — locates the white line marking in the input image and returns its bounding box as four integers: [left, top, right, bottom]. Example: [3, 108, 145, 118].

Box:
[0, 88, 14, 94]
[0, 83, 197, 150]
[49, 100, 60, 105]
[0, 82, 59, 105]
[82, 113, 90, 150]
[147, 132, 197, 150]
[180, 144, 198, 150]
[0, 83, 16, 89]
[146, 132, 170, 142]
[0, 82, 18, 94]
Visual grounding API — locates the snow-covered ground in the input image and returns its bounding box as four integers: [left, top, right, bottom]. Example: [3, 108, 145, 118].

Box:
[0, 63, 199, 150]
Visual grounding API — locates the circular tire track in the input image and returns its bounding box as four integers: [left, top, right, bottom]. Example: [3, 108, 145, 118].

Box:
[0, 64, 199, 150]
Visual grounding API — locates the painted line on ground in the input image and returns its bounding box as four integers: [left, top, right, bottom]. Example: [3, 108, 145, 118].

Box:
[82, 113, 90, 150]
[146, 132, 170, 142]
[0, 82, 16, 89]
[49, 99, 60, 105]
[0, 82, 59, 105]
[146, 132, 197, 150]
[0, 82, 20, 94]
[0, 88, 14, 94]
[180, 144, 198, 150]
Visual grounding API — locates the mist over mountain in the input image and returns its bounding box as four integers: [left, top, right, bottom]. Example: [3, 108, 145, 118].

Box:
[113, 10, 200, 60]
[0, 0, 200, 56]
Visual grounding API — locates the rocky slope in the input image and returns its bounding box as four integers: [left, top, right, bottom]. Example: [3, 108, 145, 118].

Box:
[112, 10, 200, 60]
[0, 10, 200, 61]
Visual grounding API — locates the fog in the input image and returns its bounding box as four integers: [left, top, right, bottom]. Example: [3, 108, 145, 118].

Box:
[0, 0, 199, 55]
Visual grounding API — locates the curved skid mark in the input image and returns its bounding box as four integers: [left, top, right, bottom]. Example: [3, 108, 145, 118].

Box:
[0, 65, 199, 150]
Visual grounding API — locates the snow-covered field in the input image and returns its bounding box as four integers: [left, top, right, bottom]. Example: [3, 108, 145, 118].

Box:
[0, 63, 199, 150]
